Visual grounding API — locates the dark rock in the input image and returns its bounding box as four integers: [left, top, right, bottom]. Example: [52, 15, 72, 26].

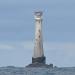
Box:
[26, 63, 53, 68]
[49, 64, 53, 68]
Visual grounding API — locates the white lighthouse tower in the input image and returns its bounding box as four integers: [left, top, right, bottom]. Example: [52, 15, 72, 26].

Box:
[32, 11, 46, 64]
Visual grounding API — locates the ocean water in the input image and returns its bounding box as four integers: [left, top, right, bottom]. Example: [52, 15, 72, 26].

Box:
[0, 66, 75, 75]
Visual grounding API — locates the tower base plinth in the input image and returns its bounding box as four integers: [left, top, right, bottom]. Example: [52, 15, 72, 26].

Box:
[32, 56, 46, 64]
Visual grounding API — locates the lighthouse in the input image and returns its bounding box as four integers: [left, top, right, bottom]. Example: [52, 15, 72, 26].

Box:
[32, 11, 46, 64]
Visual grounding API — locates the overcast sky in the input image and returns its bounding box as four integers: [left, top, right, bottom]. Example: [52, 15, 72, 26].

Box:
[0, 0, 75, 67]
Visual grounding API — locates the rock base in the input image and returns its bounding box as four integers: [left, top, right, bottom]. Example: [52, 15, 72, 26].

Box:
[26, 63, 48, 68]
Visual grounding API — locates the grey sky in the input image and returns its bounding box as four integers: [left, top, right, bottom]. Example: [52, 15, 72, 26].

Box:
[0, 0, 75, 67]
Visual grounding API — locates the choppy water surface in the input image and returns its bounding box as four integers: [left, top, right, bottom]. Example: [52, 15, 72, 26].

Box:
[0, 66, 75, 75]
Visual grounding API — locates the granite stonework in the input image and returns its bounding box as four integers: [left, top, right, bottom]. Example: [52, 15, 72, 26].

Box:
[0, 66, 75, 75]
[33, 11, 45, 63]
[32, 56, 46, 64]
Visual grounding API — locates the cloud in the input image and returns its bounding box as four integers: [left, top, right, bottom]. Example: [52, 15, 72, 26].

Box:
[44, 42, 75, 50]
[22, 41, 34, 50]
[0, 44, 15, 50]
[44, 42, 75, 53]
[0, 41, 75, 54]
[0, 41, 34, 51]
[22, 41, 75, 66]
[17, 41, 75, 58]
[0, 41, 75, 67]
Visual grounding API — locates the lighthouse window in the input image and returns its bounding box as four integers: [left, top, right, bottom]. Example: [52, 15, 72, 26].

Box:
[39, 35, 40, 38]
[38, 30, 40, 33]
[38, 20, 40, 23]
[36, 39, 38, 41]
